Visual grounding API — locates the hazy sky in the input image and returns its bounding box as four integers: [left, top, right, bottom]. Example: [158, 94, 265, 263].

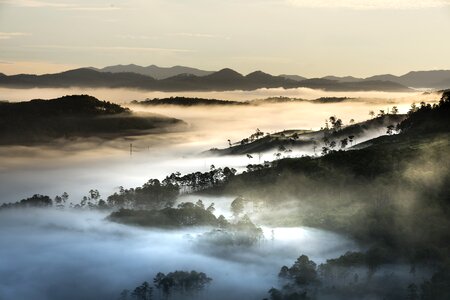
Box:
[1, 0, 450, 77]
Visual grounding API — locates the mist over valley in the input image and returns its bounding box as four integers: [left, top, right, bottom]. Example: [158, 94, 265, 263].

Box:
[1, 1, 450, 298]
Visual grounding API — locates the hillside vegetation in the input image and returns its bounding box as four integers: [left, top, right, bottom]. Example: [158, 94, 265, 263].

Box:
[216, 92, 450, 267]
[0, 95, 183, 145]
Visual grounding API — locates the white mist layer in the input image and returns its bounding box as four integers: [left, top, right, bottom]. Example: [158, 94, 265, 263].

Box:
[0, 87, 420, 103]
[0, 88, 440, 203]
[0, 208, 358, 300]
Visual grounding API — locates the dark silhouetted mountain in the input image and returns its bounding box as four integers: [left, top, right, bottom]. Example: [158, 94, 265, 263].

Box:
[293, 78, 408, 91]
[319, 70, 450, 88]
[0, 68, 412, 92]
[400, 70, 450, 88]
[337, 80, 410, 91]
[156, 68, 247, 91]
[322, 75, 363, 82]
[283, 70, 450, 88]
[279, 74, 307, 81]
[4, 65, 446, 89]
[366, 70, 450, 88]
[245, 71, 299, 89]
[0, 95, 183, 145]
[205, 68, 245, 82]
[366, 74, 404, 83]
[91, 64, 214, 79]
[0, 68, 156, 88]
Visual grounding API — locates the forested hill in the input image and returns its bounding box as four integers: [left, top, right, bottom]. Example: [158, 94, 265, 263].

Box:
[132, 96, 354, 107]
[0, 95, 183, 145]
[207, 114, 406, 156]
[131, 96, 247, 106]
[212, 91, 450, 266]
[397, 89, 450, 134]
[0, 94, 128, 117]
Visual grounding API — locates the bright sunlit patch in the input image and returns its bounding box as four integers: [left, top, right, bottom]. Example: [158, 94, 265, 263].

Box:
[263, 226, 306, 241]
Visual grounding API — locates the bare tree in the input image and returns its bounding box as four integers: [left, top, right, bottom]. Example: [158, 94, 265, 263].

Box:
[391, 106, 399, 115]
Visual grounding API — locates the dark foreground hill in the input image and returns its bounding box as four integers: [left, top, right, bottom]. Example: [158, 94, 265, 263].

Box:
[0, 95, 183, 145]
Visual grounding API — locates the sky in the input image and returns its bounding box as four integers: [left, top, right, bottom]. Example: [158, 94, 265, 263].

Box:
[0, 0, 450, 77]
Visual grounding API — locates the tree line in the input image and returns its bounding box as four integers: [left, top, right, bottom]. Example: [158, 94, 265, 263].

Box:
[119, 270, 212, 300]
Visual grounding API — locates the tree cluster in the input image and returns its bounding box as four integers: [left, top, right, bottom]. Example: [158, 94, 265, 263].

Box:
[162, 165, 236, 193]
[0, 194, 52, 209]
[108, 201, 221, 228]
[120, 270, 212, 300]
[107, 179, 179, 210]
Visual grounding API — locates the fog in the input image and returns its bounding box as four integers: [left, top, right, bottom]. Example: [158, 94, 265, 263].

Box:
[0, 88, 440, 203]
[0, 208, 358, 300]
[0, 87, 446, 300]
[0, 86, 430, 103]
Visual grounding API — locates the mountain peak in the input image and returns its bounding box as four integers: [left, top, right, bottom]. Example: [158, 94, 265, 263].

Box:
[96, 64, 213, 79]
[247, 70, 272, 77]
[207, 68, 243, 79]
[279, 74, 308, 82]
[246, 70, 274, 79]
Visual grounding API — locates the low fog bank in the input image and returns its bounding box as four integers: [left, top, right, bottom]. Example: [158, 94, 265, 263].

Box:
[0, 89, 441, 204]
[0, 208, 358, 300]
[0, 143, 253, 203]
[0, 87, 422, 103]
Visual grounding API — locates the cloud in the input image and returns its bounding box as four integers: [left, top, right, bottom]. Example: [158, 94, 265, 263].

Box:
[0, 0, 72, 8]
[29, 44, 194, 53]
[169, 33, 232, 41]
[0, 32, 31, 40]
[172, 33, 218, 39]
[103, 46, 193, 53]
[116, 34, 160, 41]
[286, 0, 450, 10]
[0, 0, 121, 11]
[0, 208, 358, 300]
[0, 60, 78, 75]
[64, 5, 120, 11]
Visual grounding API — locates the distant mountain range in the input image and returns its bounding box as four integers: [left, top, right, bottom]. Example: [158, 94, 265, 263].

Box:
[90, 64, 214, 79]
[89, 64, 450, 89]
[317, 70, 450, 89]
[1, 64, 449, 91]
[366, 70, 450, 89]
[0, 67, 415, 92]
